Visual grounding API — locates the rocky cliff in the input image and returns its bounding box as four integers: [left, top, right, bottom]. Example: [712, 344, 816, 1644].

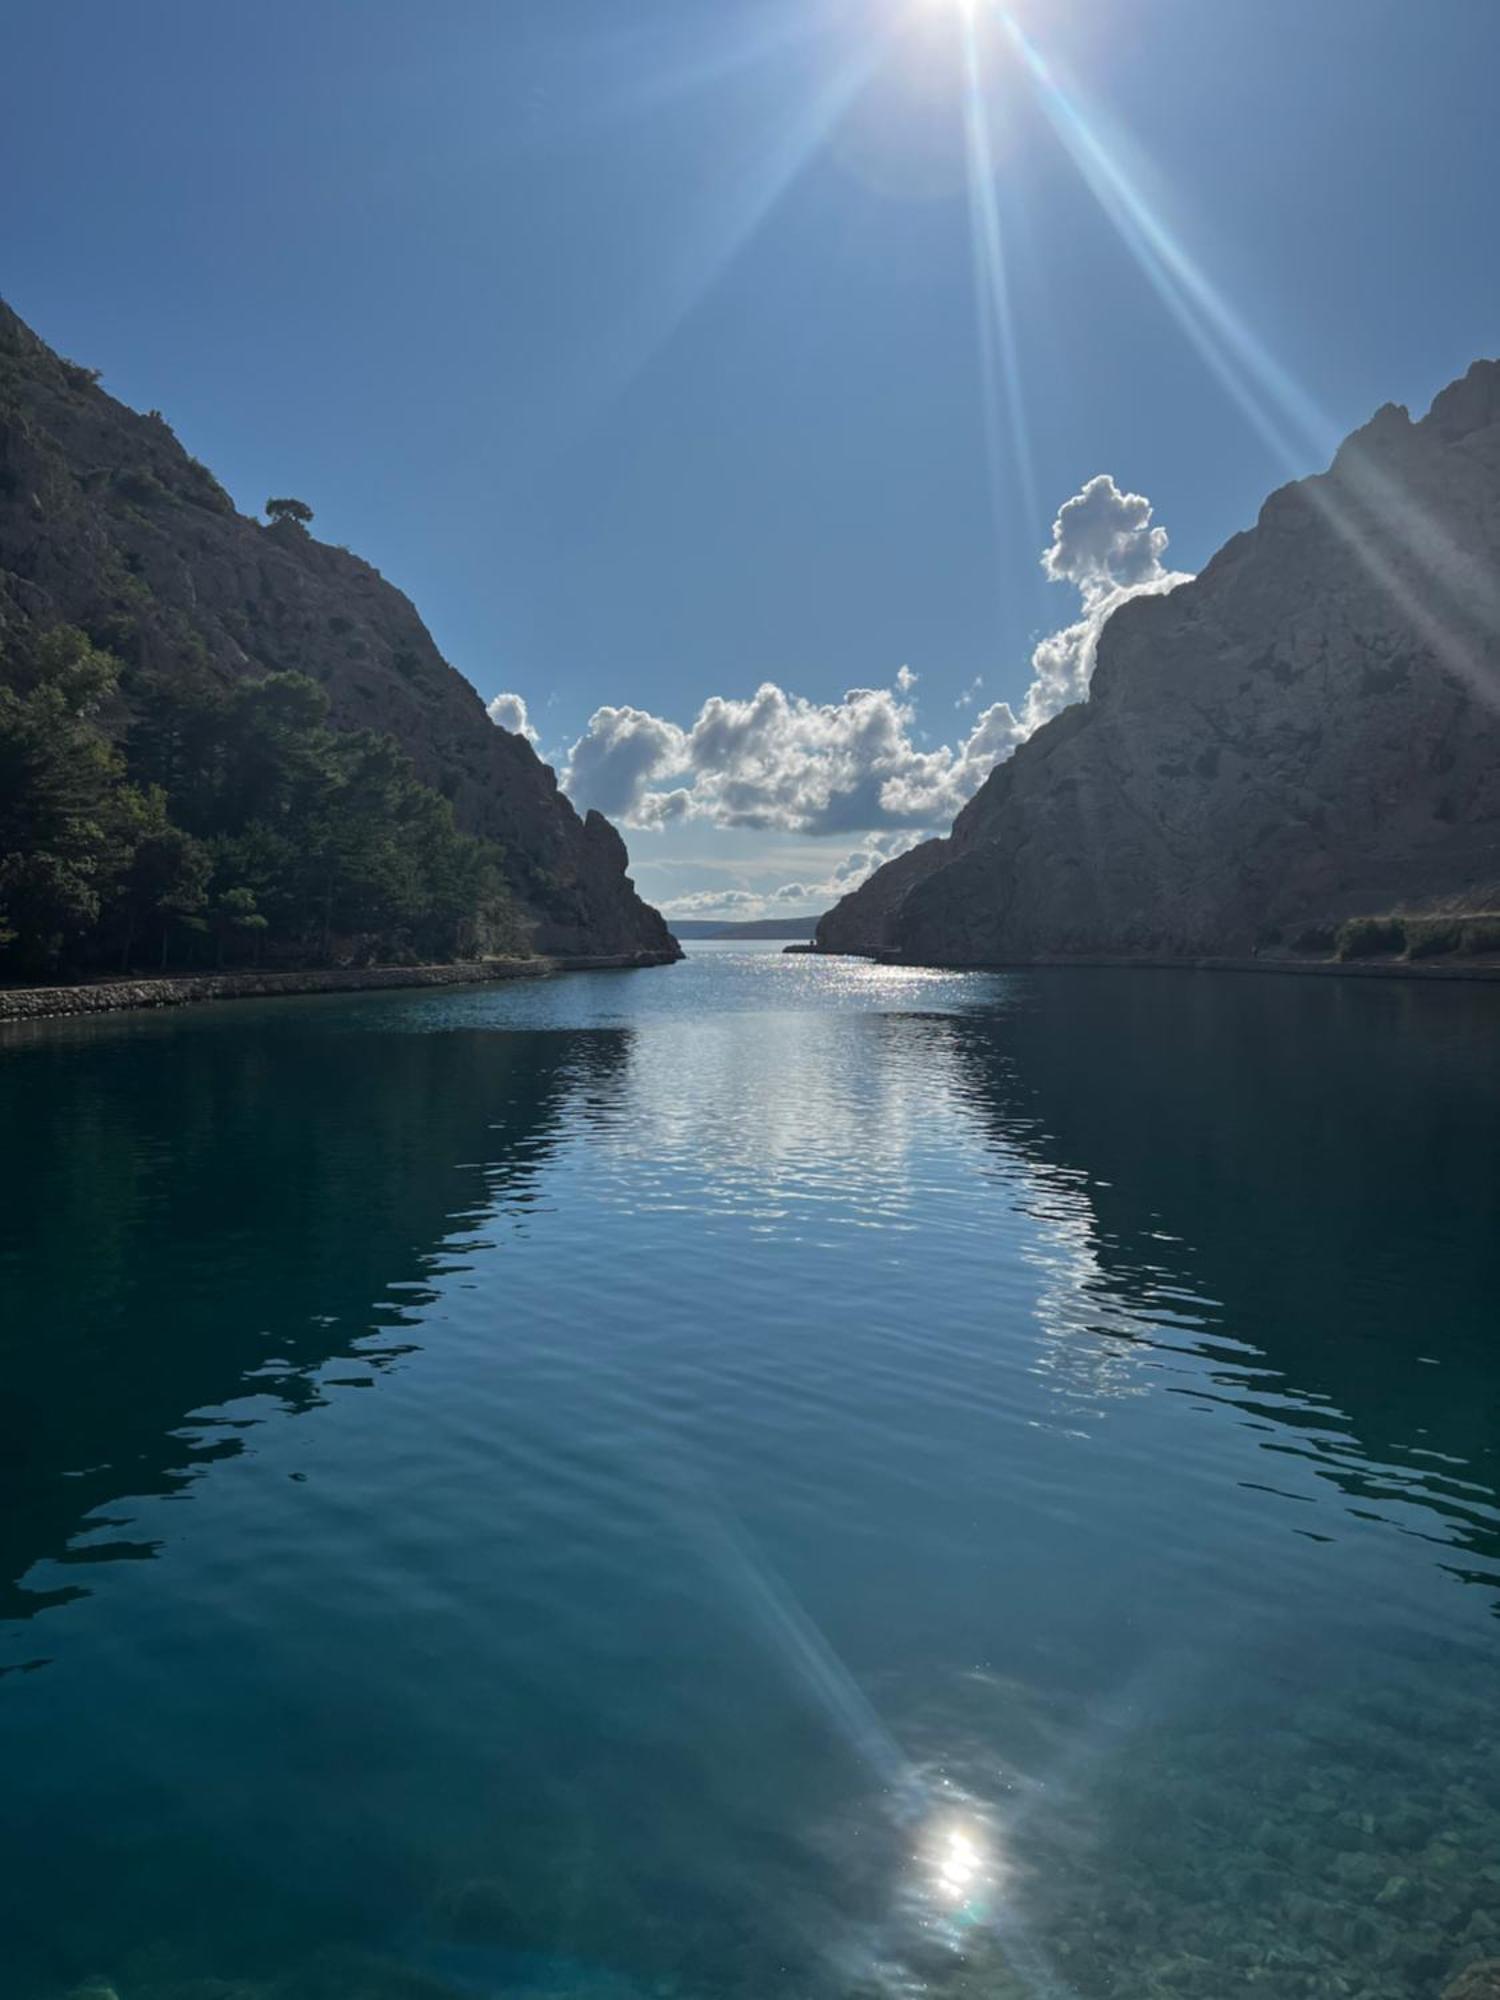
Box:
[818, 362, 1500, 964]
[0, 301, 677, 960]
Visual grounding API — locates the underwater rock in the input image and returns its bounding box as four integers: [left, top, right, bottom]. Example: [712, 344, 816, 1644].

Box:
[1442, 1961, 1500, 2000]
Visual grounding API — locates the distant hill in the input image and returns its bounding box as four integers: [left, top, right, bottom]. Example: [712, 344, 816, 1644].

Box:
[670, 915, 824, 941]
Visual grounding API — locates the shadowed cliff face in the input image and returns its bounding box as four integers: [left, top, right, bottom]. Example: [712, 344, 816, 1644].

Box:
[0, 301, 677, 959]
[818, 363, 1500, 963]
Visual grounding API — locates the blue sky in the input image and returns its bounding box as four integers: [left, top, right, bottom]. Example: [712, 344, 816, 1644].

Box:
[4, 0, 1497, 916]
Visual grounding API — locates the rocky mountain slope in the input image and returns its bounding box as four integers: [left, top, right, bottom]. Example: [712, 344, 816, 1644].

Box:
[0, 300, 677, 961]
[818, 362, 1500, 964]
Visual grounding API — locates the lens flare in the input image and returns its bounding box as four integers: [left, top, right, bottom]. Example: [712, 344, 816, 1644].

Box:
[956, 4, 1039, 558]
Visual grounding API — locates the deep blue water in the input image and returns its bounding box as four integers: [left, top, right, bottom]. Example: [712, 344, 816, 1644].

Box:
[1, 942, 1497, 2000]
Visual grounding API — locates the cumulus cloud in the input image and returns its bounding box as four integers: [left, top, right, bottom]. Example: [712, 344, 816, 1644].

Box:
[563, 704, 688, 819]
[1009, 479, 1190, 740]
[680, 682, 933, 835]
[632, 785, 693, 827]
[659, 888, 763, 917]
[486, 691, 540, 743]
[828, 829, 926, 884]
[1042, 473, 1171, 598]
[554, 475, 1190, 839]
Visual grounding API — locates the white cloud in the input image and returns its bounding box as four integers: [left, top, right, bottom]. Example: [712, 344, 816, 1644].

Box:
[486, 691, 540, 743]
[632, 785, 694, 827]
[681, 682, 932, 834]
[545, 475, 1190, 841]
[659, 887, 764, 917]
[562, 704, 688, 819]
[1042, 473, 1171, 599]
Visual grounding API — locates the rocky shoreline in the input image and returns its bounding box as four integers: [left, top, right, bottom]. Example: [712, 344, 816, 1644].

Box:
[0, 951, 680, 1025]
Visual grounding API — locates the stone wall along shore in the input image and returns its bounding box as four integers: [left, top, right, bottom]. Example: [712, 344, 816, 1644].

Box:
[0, 952, 679, 1024]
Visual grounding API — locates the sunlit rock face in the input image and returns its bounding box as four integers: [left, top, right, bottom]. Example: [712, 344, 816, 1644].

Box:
[818, 361, 1500, 963]
[0, 300, 678, 962]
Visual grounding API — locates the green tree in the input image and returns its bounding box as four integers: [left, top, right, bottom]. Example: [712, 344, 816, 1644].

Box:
[111, 785, 211, 969]
[264, 496, 313, 527]
[209, 886, 269, 967]
[1, 633, 525, 980]
[0, 628, 129, 975]
[212, 672, 332, 833]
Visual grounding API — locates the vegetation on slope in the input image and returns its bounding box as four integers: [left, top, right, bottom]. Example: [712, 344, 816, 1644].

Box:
[0, 623, 525, 981]
[1335, 912, 1500, 962]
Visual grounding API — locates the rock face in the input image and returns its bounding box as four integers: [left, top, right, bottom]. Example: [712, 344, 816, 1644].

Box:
[818, 363, 1500, 963]
[0, 301, 678, 961]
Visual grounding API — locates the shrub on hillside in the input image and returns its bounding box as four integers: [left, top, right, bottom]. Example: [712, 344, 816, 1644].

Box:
[1404, 917, 1463, 959]
[1337, 916, 1405, 959]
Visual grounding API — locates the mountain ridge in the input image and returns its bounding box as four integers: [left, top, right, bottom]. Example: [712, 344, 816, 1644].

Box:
[0, 300, 677, 963]
[817, 360, 1500, 965]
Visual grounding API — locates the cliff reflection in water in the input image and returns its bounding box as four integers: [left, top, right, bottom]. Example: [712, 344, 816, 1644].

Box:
[939, 970, 1500, 1609]
[0, 1008, 630, 1630]
[845, 972, 1500, 2000]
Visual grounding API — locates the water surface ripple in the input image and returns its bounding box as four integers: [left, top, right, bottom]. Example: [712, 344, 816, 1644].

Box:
[1, 944, 1496, 2000]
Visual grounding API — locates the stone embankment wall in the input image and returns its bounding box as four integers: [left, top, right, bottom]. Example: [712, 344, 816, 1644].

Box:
[0, 953, 678, 1024]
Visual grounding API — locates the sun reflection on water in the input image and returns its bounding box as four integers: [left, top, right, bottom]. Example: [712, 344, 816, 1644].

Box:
[917, 1799, 1007, 1927]
[934, 1820, 987, 1902]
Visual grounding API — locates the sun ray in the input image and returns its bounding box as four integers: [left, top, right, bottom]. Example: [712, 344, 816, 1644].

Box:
[999, 6, 1500, 711]
[576, 18, 880, 418]
[961, 9, 1041, 548]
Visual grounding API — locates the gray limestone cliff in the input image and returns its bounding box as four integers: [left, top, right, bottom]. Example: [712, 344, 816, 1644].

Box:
[818, 363, 1500, 964]
[0, 300, 678, 961]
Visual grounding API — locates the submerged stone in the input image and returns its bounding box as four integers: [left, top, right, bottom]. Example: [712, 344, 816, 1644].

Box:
[1443, 1961, 1500, 2000]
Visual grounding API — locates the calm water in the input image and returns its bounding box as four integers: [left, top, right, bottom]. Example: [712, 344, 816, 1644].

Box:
[1, 943, 1497, 2000]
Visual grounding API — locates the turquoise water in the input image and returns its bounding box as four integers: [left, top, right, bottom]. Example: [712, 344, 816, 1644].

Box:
[1, 942, 1497, 2000]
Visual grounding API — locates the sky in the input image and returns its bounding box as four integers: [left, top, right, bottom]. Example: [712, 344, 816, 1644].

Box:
[3, 0, 1498, 919]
